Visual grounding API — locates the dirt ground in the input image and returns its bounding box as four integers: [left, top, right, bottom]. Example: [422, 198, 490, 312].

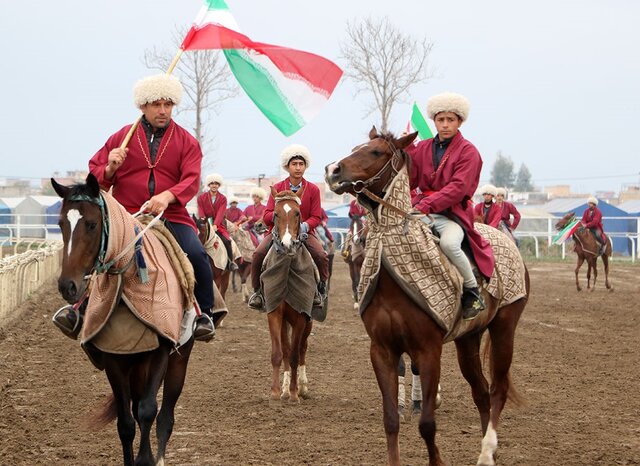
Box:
[1, 259, 639, 465]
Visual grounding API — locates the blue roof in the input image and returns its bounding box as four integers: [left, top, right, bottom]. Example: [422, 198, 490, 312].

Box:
[542, 198, 628, 216]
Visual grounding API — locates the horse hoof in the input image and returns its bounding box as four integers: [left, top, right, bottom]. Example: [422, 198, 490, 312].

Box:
[298, 386, 310, 399]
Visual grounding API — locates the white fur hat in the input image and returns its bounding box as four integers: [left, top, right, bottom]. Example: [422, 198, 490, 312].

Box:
[228, 196, 240, 204]
[250, 187, 267, 200]
[280, 144, 311, 169]
[205, 173, 223, 186]
[426, 92, 470, 122]
[479, 184, 497, 196]
[587, 196, 598, 206]
[496, 187, 507, 196]
[133, 74, 183, 107]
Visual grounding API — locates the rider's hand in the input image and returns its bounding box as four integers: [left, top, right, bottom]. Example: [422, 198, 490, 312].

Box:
[145, 191, 175, 216]
[105, 148, 128, 179]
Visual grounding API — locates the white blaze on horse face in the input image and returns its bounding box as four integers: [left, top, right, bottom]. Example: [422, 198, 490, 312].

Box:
[282, 225, 293, 247]
[66, 209, 82, 256]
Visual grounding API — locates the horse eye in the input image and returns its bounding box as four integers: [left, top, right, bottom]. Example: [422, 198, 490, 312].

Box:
[86, 221, 97, 231]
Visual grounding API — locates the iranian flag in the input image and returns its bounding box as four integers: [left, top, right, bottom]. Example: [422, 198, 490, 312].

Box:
[405, 102, 434, 141]
[181, 0, 343, 136]
[552, 218, 581, 245]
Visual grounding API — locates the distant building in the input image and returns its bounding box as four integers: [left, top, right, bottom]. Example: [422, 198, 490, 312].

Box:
[0, 178, 31, 197]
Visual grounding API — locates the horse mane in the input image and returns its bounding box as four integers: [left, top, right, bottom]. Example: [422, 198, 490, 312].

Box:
[274, 190, 301, 204]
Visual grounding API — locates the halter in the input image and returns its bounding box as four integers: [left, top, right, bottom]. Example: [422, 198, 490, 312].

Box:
[67, 193, 110, 274]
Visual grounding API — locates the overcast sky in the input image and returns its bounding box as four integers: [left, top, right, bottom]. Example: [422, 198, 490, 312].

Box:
[1, 0, 638, 195]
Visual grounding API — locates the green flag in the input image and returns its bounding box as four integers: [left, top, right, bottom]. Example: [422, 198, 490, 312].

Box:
[410, 102, 433, 140]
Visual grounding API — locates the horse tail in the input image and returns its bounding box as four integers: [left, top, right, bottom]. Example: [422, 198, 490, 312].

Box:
[84, 393, 117, 431]
[482, 334, 526, 408]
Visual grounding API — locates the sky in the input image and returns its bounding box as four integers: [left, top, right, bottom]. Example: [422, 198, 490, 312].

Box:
[1, 0, 639, 195]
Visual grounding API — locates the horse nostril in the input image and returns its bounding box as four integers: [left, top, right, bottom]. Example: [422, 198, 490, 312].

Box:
[58, 280, 77, 300]
[325, 162, 341, 178]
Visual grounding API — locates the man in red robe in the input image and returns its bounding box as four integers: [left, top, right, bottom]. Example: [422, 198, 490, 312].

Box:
[197, 173, 237, 270]
[225, 197, 246, 225]
[248, 144, 329, 310]
[495, 187, 521, 244]
[581, 196, 608, 254]
[473, 184, 502, 227]
[405, 92, 495, 320]
[56, 74, 215, 340]
[348, 199, 367, 219]
[243, 187, 267, 247]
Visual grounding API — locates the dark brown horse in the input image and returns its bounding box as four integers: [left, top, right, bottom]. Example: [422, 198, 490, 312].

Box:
[263, 187, 313, 402]
[52, 174, 193, 466]
[325, 128, 530, 466]
[555, 212, 613, 292]
[342, 214, 368, 309]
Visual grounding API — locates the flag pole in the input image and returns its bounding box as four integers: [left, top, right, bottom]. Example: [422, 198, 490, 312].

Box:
[119, 49, 185, 150]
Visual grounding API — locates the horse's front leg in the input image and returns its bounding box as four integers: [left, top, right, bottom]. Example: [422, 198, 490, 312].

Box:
[297, 318, 313, 399]
[590, 259, 598, 292]
[267, 309, 284, 400]
[575, 256, 584, 291]
[286, 314, 308, 403]
[370, 341, 402, 466]
[602, 254, 613, 291]
[104, 361, 136, 466]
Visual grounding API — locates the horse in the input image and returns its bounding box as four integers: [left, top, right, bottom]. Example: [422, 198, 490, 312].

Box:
[261, 187, 315, 402]
[227, 220, 256, 302]
[52, 174, 194, 466]
[342, 214, 368, 309]
[194, 215, 233, 299]
[325, 127, 530, 466]
[555, 212, 613, 292]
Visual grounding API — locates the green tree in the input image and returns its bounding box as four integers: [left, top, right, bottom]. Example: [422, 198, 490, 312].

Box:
[490, 152, 515, 188]
[514, 163, 534, 192]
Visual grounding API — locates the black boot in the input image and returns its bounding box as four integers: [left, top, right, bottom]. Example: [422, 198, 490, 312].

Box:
[461, 287, 485, 321]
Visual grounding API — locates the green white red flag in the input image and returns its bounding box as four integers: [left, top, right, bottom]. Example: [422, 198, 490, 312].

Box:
[552, 218, 581, 244]
[405, 102, 434, 141]
[181, 0, 343, 136]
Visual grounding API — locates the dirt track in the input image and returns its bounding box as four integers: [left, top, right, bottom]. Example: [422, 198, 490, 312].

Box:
[1, 259, 639, 465]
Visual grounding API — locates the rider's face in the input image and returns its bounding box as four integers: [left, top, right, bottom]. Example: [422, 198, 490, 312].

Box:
[287, 159, 307, 180]
[208, 182, 220, 194]
[140, 99, 175, 129]
[434, 112, 462, 140]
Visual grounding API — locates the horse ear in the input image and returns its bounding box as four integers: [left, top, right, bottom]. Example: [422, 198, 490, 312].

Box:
[368, 126, 379, 140]
[395, 131, 419, 150]
[296, 185, 305, 200]
[51, 178, 69, 199]
[86, 173, 101, 198]
[270, 185, 278, 198]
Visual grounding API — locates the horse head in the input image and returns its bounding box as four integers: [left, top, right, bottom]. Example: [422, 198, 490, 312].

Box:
[271, 186, 304, 254]
[325, 127, 418, 204]
[555, 212, 576, 231]
[51, 173, 104, 304]
[193, 214, 210, 244]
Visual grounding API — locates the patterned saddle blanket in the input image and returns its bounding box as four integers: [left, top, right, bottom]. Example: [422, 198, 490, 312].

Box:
[358, 168, 527, 340]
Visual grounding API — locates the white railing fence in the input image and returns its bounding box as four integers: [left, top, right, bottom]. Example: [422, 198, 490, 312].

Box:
[0, 241, 63, 322]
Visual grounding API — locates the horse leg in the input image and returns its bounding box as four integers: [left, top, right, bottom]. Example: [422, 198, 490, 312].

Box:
[104, 359, 136, 466]
[134, 348, 169, 466]
[590, 258, 598, 291]
[231, 269, 238, 293]
[156, 338, 194, 466]
[412, 349, 445, 466]
[602, 253, 613, 290]
[286, 312, 308, 403]
[476, 299, 526, 466]
[280, 318, 292, 400]
[268, 308, 284, 400]
[455, 333, 491, 432]
[575, 256, 584, 291]
[370, 341, 402, 466]
[298, 318, 313, 399]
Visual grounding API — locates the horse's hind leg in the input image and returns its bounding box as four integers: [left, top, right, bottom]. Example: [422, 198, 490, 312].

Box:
[575, 256, 584, 291]
[476, 300, 526, 466]
[590, 259, 598, 291]
[602, 254, 613, 290]
[156, 339, 194, 466]
[135, 349, 169, 466]
[454, 333, 491, 433]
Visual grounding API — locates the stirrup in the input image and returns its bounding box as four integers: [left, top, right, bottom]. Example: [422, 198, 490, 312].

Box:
[52, 305, 82, 340]
[248, 291, 265, 311]
[193, 314, 215, 342]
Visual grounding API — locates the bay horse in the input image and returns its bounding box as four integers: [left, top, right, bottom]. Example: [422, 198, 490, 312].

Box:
[325, 127, 530, 466]
[555, 212, 613, 292]
[263, 187, 314, 402]
[194, 215, 233, 299]
[342, 214, 368, 309]
[52, 174, 193, 466]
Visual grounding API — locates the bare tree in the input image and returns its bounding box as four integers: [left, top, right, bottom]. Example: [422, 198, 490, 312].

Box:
[340, 17, 435, 132]
[143, 26, 239, 169]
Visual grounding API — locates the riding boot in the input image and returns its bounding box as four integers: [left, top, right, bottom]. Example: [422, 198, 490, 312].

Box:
[461, 286, 486, 320]
[248, 289, 266, 311]
[313, 280, 327, 307]
[193, 311, 215, 342]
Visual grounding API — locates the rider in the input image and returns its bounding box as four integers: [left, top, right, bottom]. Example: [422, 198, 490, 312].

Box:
[197, 173, 238, 271]
[54, 73, 215, 341]
[473, 184, 502, 227]
[244, 187, 267, 246]
[225, 197, 247, 228]
[581, 196, 608, 254]
[342, 199, 367, 258]
[405, 92, 495, 320]
[247, 144, 330, 310]
[495, 187, 521, 236]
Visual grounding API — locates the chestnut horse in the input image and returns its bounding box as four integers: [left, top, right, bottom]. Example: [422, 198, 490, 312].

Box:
[194, 215, 233, 299]
[555, 212, 613, 292]
[325, 128, 530, 466]
[263, 187, 313, 402]
[52, 174, 193, 466]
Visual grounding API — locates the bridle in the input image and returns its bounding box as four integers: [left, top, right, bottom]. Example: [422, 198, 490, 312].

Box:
[271, 194, 303, 254]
